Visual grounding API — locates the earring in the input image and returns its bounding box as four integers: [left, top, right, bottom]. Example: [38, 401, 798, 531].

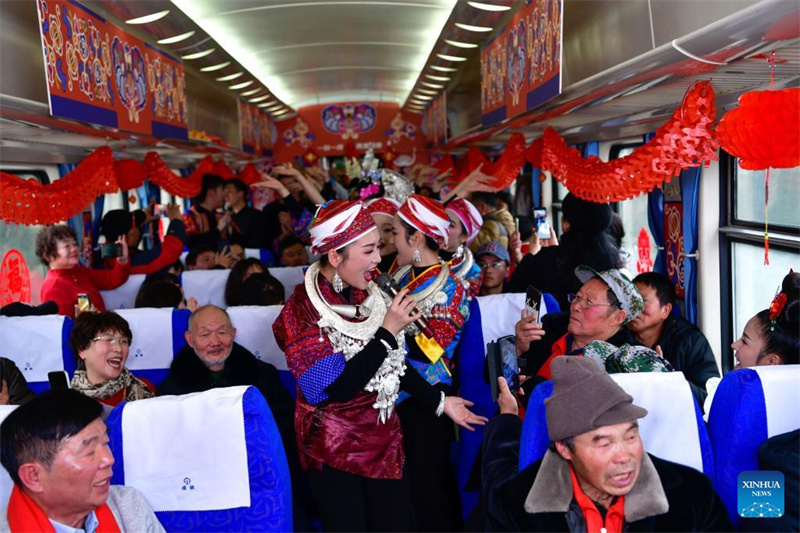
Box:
[333, 271, 344, 293]
[454, 244, 464, 259]
[413, 249, 421, 263]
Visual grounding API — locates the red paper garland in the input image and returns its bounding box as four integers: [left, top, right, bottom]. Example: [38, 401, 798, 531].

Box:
[484, 133, 527, 189]
[237, 164, 262, 186]
[144, 153, 214, 198]
[1, 147, 118, 225]
[541, 81, 719, 202]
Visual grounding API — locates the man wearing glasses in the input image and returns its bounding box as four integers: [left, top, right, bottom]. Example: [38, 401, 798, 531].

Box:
[515, 266, 644, 382]
[475, 241, 511, 296]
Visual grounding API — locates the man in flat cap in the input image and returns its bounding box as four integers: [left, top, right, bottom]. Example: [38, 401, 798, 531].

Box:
[515, 266, 645, 382]
[481, 357, 731, 532]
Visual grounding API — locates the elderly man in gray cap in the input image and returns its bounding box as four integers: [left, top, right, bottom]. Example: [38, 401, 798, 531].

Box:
[515, 266, 645, 382]
[481, 357, 731, 532]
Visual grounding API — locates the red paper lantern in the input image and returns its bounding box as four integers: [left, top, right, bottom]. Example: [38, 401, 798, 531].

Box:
[113, 159, 147, 191]
[717, 88, 800, 170]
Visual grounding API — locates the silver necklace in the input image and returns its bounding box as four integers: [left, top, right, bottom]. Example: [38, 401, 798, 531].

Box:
[304, 262, 406, 423]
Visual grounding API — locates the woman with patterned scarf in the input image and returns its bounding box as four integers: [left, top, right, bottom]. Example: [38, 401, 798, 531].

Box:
[442, 197, 484, 301]
[69, 312, 155, 406]
[273, 200, 484, 532]
[392, 194, 479, 531]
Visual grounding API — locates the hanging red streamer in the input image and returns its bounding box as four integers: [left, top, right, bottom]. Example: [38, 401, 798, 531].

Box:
[484, 132, 527, 189]
[1, 147, 117, 225]
[213, 160, 235, 179]
[144, 153, 214, 198]
[237, 164, 262, 186]
[540, 81, 719, 203]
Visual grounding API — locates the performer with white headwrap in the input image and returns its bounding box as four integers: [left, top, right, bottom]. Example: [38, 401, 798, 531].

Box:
[442, 198, 484, 300]
[366, 197, 401, 274]
[391, 194, 480, 531]
[273, 200, 484, 532]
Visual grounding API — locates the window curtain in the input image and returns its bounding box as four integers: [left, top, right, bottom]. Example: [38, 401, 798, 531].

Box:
[643, 133, 666, 274]
[59, 163, 103, 267]
[681, 166, 700, 325]
[580, 141, 599, 158]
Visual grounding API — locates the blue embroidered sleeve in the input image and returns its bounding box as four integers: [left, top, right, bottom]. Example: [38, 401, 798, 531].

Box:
[297, 354, 346, 404]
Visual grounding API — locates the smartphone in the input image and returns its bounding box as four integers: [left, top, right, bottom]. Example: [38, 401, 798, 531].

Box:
[532, 208, 552, 240]
[77, 293, 91, 313]
[488, 334, 520, 401]
[48, 370, 70, 390]
[100, 243, 122, 259]
[522, 285, 543, 323]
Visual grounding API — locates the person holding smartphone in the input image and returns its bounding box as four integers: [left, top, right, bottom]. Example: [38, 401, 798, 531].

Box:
[510, 194, 620, 311]
[37, 225, 129, 318]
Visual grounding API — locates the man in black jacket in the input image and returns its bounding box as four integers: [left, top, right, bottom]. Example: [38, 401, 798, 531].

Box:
[628, 272, 719, 408]
[157, 305, 294, 446]
[482, 356, 732, 532]
[157, 305, 313, 529]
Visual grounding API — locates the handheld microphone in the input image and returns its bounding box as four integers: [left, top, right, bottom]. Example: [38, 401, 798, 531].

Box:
[376, 274, 435, 338]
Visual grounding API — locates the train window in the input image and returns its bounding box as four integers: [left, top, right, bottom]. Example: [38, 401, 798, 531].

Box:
[611, 144, 656, 275]
[720, 151, 800, 371]
[734, 166, 800, 230]
[730, 240, 799, 346]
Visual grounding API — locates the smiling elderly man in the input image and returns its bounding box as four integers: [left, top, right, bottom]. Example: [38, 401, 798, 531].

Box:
[157, 305, 293, 433]
[515, 266, 644, 382]
[0, 389, 164, 533]
[481, 357, 731, 532]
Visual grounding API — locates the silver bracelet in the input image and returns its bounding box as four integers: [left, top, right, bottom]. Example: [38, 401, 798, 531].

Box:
[435, 391, 446, 417]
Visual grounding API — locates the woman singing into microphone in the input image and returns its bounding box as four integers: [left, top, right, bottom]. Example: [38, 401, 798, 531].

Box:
[273, 200, 485, 532]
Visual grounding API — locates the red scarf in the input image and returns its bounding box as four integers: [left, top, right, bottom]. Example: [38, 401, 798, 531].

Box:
[570, 466, 625, 533]
[8, 485, 121, 533]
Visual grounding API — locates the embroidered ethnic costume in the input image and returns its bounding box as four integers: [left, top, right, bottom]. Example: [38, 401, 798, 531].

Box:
[448, 245, 483, 300]
[394, 260, 470, 392]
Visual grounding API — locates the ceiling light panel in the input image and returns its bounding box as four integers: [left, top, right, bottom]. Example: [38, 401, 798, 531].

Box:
[421, 82, 445, 89]
[181, 48, 215, 60]
[437, 53, 467, 62]
[171, 0, 458, 109]
[445, 39, 478, 49]
[126, 10, 170, 25]
[241, 88, 263, 96]
[249, 95, 271, 103]
[417, 88, 438, 95]
[229, 80, 254, 90]
[200, 62, 230, 72]
[455, 22, 493, 32]
[426, 74, 451, 81]
[157, 30, 195, 44]
[467, 1, 512, 12]
[431, 65, 458, 72]
[216, 72, 243, 82]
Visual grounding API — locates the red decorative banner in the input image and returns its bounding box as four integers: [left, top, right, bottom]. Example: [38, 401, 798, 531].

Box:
[0, 250, 32, 306]
[274, 102, 425, 164]
[637, 228, 654, 274]
[541, 81, 718, 202]
[36, 0, 188, 139]
[664, 203, 686, 298]
[238, 100, 275, 155]
[480, 0, 563, 127]
[423, 93, 448, 147]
